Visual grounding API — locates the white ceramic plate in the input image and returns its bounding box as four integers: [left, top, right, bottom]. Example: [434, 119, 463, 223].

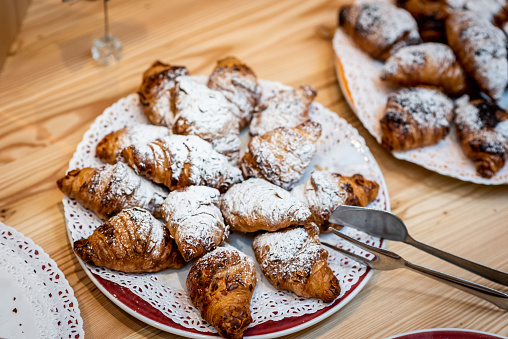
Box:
[0, 222, 84, 339]
[62, 76, 390, 338]
[333, 3, 508, 185]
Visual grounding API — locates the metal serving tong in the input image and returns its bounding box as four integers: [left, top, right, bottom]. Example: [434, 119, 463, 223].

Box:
[322, 205, 508, 310]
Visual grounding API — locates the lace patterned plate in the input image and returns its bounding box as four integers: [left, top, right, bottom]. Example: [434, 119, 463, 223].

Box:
[62, 76, 390, 338]
[0, 222, 84, 339]
[333, 4, 508, 185]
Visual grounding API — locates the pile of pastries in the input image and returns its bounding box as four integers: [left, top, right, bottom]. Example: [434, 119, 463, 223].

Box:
[58, 57, 380, 338]
[339, 0, 508, 178]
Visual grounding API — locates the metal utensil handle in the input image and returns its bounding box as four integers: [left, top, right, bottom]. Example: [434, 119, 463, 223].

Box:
[404, 261, 508, 310]
[406, 236, 508, 286]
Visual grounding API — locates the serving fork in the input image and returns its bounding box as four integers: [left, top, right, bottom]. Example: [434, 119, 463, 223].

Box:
[322, 208, 508, 310]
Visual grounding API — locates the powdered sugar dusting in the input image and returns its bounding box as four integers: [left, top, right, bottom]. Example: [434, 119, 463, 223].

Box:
[388, 87, 453, 129]
[121, 208, 166, 257]
[123, 125, 171, 147]
[496, 120, 508, 138]
[162, 186, 228, 261]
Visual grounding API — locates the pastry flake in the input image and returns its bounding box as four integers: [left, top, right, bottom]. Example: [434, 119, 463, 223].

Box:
[138, 61, 189, 126]
[162, 186, 228, 261]
[57, 162, 168, 220]
[380, 87, 454, 151]
[252, 225, 340, 303]
[73, 208, 185, 273]
[186, 247, 257, 339]
[241, 120, 322, 190]
[220, 178, 311, 233]
[120, 134, 243, 192]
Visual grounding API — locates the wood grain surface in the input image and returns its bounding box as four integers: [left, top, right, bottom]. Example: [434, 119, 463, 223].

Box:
[0, 0, 507, 338]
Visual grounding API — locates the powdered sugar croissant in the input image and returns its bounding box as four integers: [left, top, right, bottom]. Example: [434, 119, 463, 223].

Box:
[241, 120, 322, 190]
[74, 208, 185, 273]
[252, 225, 340, 302]
[120, 134, 243, 192]
[57, 162, 168, 220]
[162, 186, 228, 261]
[187, 247, 257, 339]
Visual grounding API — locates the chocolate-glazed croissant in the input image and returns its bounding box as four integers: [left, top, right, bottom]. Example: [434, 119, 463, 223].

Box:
[57, 162, 168, 220]
[208, 56, 261, 130]
[137, 61, 189, 126]
[252, 225, 340, 303]
[186, 247, 257, 339]
[74, 208, 185, 273]
[120, 135, 243, 192]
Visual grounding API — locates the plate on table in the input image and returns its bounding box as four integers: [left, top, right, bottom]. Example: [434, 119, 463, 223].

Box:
[62, 76, 390, 338]
[385, 328, 508, 339]
[332, 0, 508, 185]
[0, 222, 84, 339]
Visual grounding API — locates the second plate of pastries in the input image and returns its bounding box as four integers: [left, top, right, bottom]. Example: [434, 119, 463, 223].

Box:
[334, 0, 508, 184]
[60, 57, 389, 338]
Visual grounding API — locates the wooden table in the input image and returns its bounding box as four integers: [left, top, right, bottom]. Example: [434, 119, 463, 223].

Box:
[1, 0, 507, 338]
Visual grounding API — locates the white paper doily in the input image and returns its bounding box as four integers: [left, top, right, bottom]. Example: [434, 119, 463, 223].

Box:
[333, 5, 508, 185]
[62, 77, 390, 338]
[0, 222, 84, 339]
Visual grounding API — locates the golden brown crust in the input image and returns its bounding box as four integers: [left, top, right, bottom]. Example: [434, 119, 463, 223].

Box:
[186, 247, 257, 339]
[138, 61, 189, 126]
[56, 163, 168, 219]
[73, 208, 185, 273]
[339, 2, 421, 60]
[380, 87, 454, 151]
[241, 120, 322, 190]
[454, 97, 508, 178]
[252, 225, 340, 303]
[120, 135, 243, 193]
[95, 125, 170, 164]
[207, 56, 261, 130]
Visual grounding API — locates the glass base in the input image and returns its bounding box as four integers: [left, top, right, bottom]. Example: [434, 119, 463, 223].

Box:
[91, 34, 122, 66]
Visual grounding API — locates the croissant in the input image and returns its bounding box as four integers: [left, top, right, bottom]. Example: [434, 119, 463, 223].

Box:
[241, 120, 322, 190]
[220, 178, 311, 233]
[380, 87, 454, 151]
[173, 76, 241, 161]
[137, 61, 189, 126]
[252, 225, 340, 303]
[73, 208, 185, 273]
[57, 162, 168, 220]
[95, 124, 170, 164]
[381, 43, 467, 96]
[295, 171, 379, 227]
[186, 247, 257, 339]
[162, 186, 228, 261]
[207, 56, 261, 130]
[120, 135, 243, 192]
[249, 85, 316, 137]
[339, 2, 421, 60]
[446, 11, 507, 101]
[454, 96, 508, 178]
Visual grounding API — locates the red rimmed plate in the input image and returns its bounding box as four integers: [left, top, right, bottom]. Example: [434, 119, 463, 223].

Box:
[385, 328, 508, 339]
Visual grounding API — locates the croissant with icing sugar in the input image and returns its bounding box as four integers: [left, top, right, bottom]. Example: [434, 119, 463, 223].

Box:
[249, 85, 316, 136]
[454, 97, 508, 178]
[120, 135, 243, 192]
[220, 178, 311, 233]
[138, 61, 189, 126]
[173, 76, 241, 161]
[57, 162, 168, 220]
[162, 186, 228, 261]
[186, 247, 257, 339]
[339, 2, 421, 60]
[381, 43, 467, 96]
[252, 224, 340, 303]
[295, 171, 379, 228]
[446, 11, 507, 101]
[73, 208, 185, 273]
[207, 56, 261, 130]
[380, 87, 454, 151]
[96, 124, 171, 164]
[241, 120, 322, 190]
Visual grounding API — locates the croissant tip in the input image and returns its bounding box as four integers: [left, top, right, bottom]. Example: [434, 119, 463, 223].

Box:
[73, 238, 94, 264]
